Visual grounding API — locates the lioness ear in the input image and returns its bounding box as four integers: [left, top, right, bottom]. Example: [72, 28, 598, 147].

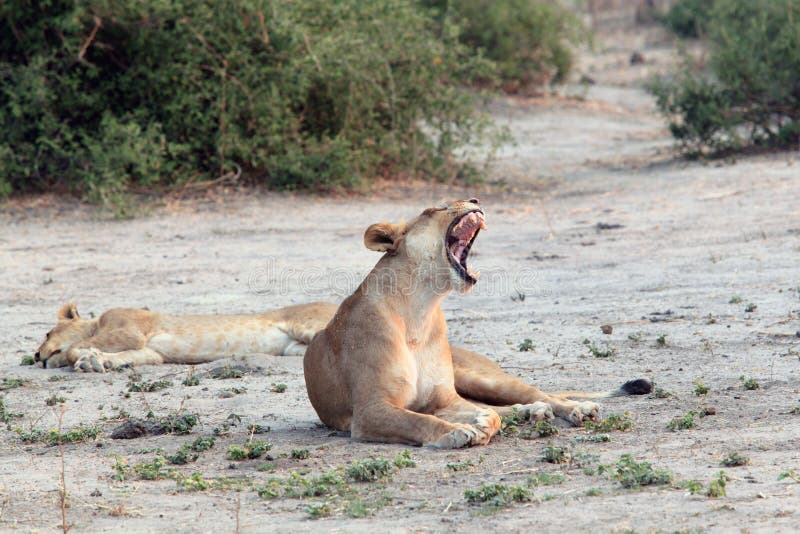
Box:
[57, 303, 80, 321]
[364, 222, 406, 252]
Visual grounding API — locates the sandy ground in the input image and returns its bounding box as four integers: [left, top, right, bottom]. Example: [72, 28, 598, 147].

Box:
[2, 15, 800, 534]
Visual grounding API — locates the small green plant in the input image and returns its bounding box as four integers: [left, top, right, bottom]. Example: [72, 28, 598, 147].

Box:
[210, 366, 244, 379]
[518, 339, 535, 352]
[20, 355, 35, 366]
[744, 303, 757, 313]
[464, 483, 531, 508]
[128, 379, 173, 392]
[446, 461, 473, 472]
[45, 394, 66, 406]
[528, 420, 559, 438]
[346, 457, 394, 482]
[598, 454, 673, 488]
[720, 451, 749, 467]
[0, 397, 21, 427]
[270, 383, 288, 393]
[729, 296, 743, 304]
[182, 375, 200, 386]
[681, 479, 704, 495]
[227, 441, 271, 460]
[500, 407, 528, 434]
[166, 444, 200, 465]
[542, 446, 569, 464]
[109, 454, 131, 481]
[584, 412, 634, 433]
[291, 449, 311, 460]
[651, 387, 672, 399]
[778, 469, 800, 483]
[156, 413, 199, 435]
[393, 449, 416, 468]
[741, 376, 759, 390]
[706, 471, 730, 498]
[527, 472, 565, 486]
[0, 378, 28, 391]
[655, 334, 667, 348]
[19, 425, 102, 445]
[582, 339, 615, 358]
[585, 488, 603, 497]
[306, 503, 333, 519]
[133, 456, 171, 480]
[694, 379, 710, 396]
[190, 437, 215, 452]
[667, 411, 698, 431]
[176, 472, 210, 491]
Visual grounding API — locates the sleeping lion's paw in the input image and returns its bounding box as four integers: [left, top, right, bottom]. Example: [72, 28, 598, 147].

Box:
[427, 424, 490, 449]
[472, 409, 501, 437]
[567, 401, 600, 425]
[73, 349, 113, 373]
[512, 401, 555, 422]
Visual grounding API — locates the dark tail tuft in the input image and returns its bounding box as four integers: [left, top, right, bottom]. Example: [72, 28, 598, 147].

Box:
[620, 378, 653, 395]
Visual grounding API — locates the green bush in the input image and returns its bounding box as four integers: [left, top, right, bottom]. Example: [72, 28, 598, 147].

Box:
[659, 0, 714, 38]
[424, 0, 586, 92]
[651, 0, 800, 156]
[0, 0, 495, 203]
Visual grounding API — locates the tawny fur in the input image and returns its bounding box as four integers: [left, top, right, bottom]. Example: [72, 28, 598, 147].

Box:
[303, 200, 605, 449]
[37, 201, 650, 448]
[36, 302, 336, 372]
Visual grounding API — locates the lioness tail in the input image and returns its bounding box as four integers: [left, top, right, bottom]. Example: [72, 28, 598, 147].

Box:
[553, 378, 653, 400]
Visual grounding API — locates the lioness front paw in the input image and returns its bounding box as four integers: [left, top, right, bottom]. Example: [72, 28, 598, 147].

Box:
[567, 401, 600, 425]
[73, 349, 113, 373]
[427, 423, 490, 449]
[512, 401, 555, 422]
[472, 410, 501, 437]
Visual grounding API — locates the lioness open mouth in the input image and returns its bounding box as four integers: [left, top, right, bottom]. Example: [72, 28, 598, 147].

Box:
[446, 210, 485, 284]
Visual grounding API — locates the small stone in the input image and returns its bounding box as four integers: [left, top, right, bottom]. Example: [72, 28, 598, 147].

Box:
[601, 325, 613, 335]
[703, 406, 716, 416]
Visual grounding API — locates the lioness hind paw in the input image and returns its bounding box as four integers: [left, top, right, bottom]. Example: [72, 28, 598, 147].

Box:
[567, 401, 600, 426]
[513, 401, 555, 422]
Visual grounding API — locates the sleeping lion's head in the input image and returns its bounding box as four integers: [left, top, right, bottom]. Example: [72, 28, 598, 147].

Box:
[364, 198, 485, 294]
[35, 303, 93, 367]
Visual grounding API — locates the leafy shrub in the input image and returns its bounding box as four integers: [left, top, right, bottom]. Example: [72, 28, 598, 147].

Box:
[651, 0, 800, 156]
[424, 0, 586, 92]
[0, 0, 496, 203]
[659, 0, 714, 38]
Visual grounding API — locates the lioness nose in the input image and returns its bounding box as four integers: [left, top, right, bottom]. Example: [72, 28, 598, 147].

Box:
[468, 197, 480, 205]
[34, 352, 41, 362]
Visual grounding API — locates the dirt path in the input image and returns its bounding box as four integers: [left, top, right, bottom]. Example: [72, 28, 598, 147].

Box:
[2, 20, 800, 534]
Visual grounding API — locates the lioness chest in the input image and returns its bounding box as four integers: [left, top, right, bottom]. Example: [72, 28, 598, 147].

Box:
[399, 340, 455, 413]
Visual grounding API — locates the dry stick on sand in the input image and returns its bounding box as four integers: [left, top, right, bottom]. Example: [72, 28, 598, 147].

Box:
[57, 405, 69, 533]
